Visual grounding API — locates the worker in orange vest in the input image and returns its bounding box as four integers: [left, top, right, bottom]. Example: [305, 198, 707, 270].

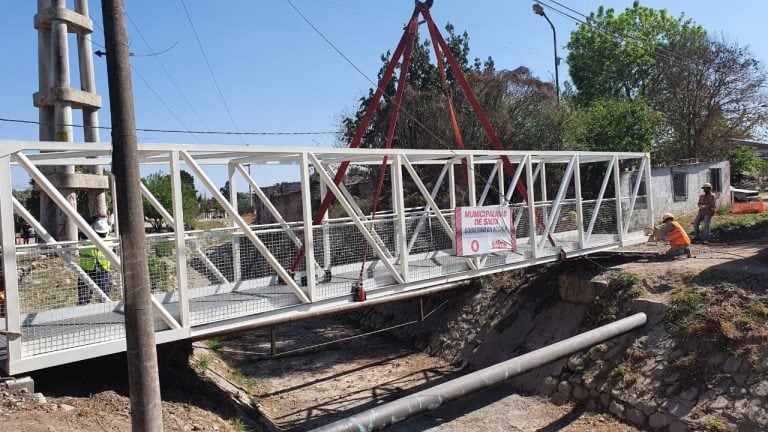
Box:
[651, 213, 692, 258]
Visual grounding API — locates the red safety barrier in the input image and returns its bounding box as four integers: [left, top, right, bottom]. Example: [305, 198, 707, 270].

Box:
[730, 200, 766, 214]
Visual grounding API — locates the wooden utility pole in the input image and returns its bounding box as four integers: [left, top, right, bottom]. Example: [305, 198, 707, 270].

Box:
[100, 1, 164, 430]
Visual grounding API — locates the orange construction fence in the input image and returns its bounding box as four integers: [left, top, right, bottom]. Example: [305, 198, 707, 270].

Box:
[730, 200, 766, 214]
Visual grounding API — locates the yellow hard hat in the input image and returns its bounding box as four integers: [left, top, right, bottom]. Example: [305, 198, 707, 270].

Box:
[568, 210, 578, 219]
[661, 213, 674, 222]
[702, 182, 712, 189]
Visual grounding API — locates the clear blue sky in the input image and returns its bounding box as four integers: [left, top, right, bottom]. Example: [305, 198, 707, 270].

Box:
[1, 0, 766, 189]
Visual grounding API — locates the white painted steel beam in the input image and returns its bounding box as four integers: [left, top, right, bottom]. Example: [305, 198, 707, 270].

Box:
[179, 151, 311, 303]
[307, 153, 405, 284]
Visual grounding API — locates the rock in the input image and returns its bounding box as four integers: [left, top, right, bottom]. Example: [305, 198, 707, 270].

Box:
[59, 404, 75, 412]
[750, 381, 768, 397]
[709, 396, 730, 410]
[539, 376, 558, 396]
[664, 372, 680, 383]
[573, 386, 589, 401]
[723, 358, 742, 374]
[599, 393, 611, 408]
[33, 393, 46, 405]
[557, 381, 572, 397]
[679, 388, 698, 401]
[667, 401, 695, 419]
[559, 274, 603, 304]
[609, 401, 625, 417]
[649, 412, 669, 428]
[669, 420, 688, 432]
[626, 408, 647, 426]
[733, 374, 747, 385]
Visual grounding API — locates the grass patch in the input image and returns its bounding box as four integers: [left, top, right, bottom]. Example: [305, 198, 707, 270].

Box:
[193, 354, 211, 371]
[203, 339, 222, 352]
[587, 271, 644, 325]
[703, 417, 728, 432]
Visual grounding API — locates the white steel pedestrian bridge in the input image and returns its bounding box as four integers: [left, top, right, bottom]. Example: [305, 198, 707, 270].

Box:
[0, 141, 653, 374]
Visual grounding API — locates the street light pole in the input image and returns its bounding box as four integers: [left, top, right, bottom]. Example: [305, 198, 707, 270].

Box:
[533, 3, 560, 103]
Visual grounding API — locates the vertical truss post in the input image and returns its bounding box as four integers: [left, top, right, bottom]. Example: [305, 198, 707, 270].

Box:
[299, 152, 317, 300]
[467, 155, 477, 206]
[584, 157, 616, 246]
[392, 155, 410, 282]
[613, 155, 625, 246]
[170, 151, 190, 327]
[574, 155, 585, 249]
[308, 154, 404, 284]
[644, 153, 654, 231]
[537, 156, 576, 256]
[448, 162, 457, 210]
[497, 160, 505, 204]
[525, 155, 538, 258]
[180, 151, 310, 303]
[228, 162, 242, 282]
[540, 162, 548, 222]
[320, 181, 331, 272]
[0, 155, 22, 368]
[622, 157, 647, 238]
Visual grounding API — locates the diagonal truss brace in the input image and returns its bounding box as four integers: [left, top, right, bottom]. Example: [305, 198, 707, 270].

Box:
[13, 153, 182, 329]
[308, 153, 405, 284]
[180, 151, 311, 303]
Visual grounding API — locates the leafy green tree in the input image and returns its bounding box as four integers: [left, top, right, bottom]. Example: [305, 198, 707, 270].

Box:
[567, 1, 703, 106]
[729, 145, 766, 182]
[339, 24, 563, 207]
[565, 99, 664, 153]
[142, 170, 199, 231]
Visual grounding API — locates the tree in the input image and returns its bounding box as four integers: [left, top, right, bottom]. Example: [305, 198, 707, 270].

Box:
[729, 145, 766, 182]
[565, 99, 664, 153]
[651, 35, 768, 160]
[141, 171, 199, 231]
[567, 1, 703, 106]
[338, 24, 563, 207]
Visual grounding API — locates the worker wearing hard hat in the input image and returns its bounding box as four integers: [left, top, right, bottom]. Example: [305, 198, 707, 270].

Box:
[77, 219, 113, 305]
[693, 182, 717, 244]
[651, 213, 692, 258]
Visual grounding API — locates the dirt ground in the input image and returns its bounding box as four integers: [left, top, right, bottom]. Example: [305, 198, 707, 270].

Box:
[2, 226, 765, 431]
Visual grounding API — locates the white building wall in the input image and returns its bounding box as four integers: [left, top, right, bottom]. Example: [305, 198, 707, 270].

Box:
[622, 160, 731, 221]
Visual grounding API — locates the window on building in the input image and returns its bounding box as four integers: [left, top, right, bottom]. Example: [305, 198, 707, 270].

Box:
[672, 172, 688, 202]
[709, 168, 722, 192]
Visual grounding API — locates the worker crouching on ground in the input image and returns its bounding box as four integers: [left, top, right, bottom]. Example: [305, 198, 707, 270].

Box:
[77, 219, 113, 305]
[651, 213, 692, 258]
[693, 182, 717, 244]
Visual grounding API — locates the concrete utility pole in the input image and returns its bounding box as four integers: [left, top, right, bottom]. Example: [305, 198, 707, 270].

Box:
[100, 1, 164, 430]
[34, 0, 108, 240]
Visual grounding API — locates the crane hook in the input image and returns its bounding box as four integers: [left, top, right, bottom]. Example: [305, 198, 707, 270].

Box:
[415, 0, 433, 9]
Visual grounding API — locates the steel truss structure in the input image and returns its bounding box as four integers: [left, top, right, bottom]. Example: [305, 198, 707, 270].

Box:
[0, 140, 653, 374]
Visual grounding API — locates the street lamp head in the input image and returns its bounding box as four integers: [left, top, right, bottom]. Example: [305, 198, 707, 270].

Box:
[533, 3, 545, 16]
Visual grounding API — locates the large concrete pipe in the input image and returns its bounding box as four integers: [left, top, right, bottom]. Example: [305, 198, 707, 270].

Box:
[312, 312, 647, 432]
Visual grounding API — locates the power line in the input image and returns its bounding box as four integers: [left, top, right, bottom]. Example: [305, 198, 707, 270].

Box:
[126, 13, 210, 130]
[536, 0, 697, 69]
[129, 65, 203, 144]
[0, 117, 336, 136]
[178, 0, 245, 143]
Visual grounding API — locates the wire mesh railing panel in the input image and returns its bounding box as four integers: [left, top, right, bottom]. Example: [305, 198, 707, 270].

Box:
[583, 199, 620, 247]
[17, 241, 125, 358]
[186, 225, 305, 326]
[622, 197, 651, 237]
[185, 228, 237, 289]
[146, 235, 178, 296]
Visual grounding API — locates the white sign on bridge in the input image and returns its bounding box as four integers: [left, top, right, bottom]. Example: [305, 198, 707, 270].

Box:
[454, 206, 517, 256]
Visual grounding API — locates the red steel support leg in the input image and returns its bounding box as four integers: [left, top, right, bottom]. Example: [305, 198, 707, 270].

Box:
[291, 8, 421, 272]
